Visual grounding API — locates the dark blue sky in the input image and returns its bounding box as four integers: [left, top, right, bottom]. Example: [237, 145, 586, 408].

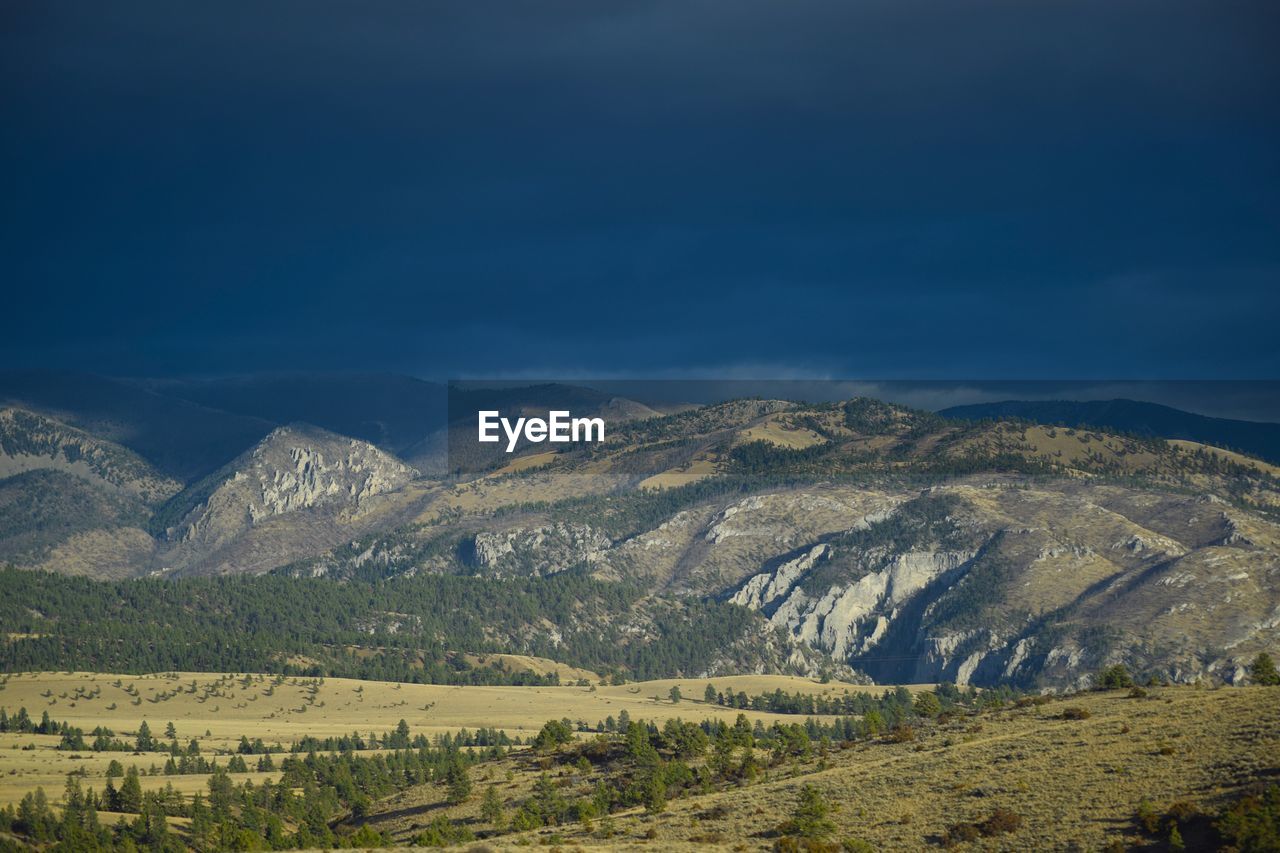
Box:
[3, 1, 1278, 379]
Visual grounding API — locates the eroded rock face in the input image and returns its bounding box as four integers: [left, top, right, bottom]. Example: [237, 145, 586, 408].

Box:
[472, 523, 612, 577]
[714, 484, 1280, 688]
[729, 544, 830, 611]
[243, 439, 414, 521]
[705, 493, 888, 546]
[173, 425, 417, 549]
[741, 548, 978, 666]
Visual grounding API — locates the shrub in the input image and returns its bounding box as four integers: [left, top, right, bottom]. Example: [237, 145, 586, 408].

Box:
[888, 725, 916, 743]
[1217, 785, 1280, 851]
[1136, 798, 1161, 834]
[345, 824, 387, 848]
[412, 816, 473, 847]
[913, 692, 942, 718]
[943, 822, 981, 846]
[1127, 686, 1148, 699]
[979, 808, 1022, 835]
[532, 719, 575, 752]
[777, 784, 837, 840]
[1061, 707, 1091, 720]
[1165, 800, 1199, 823]
[944, 808, 1022, 845]
[774, 839, 843, 853]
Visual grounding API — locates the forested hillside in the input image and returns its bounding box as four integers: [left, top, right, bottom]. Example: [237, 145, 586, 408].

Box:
[0, 568, 783, 684]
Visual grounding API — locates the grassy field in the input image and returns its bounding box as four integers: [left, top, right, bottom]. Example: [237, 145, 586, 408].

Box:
[3, 673, 1276, 850]
[357, 685, 1280, 851]
[0, 671, 908, 809]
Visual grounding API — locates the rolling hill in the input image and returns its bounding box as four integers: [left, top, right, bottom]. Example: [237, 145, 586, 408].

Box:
[940, 398, 1280, 465]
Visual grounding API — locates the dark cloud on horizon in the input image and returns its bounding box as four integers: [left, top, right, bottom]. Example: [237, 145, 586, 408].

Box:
[2, 1, 1278, 378]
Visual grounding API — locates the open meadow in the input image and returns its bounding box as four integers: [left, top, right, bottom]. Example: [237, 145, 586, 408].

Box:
[361, 684, 1280, 851]
[0, 670, 912, 809]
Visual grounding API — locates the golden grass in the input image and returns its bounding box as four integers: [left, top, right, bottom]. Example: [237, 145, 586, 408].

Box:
[460, 654, 600, 684]
[364, 686, 1280, 851]
[1169, 439, 1280, 478]
[482, 451, 560, 478]
[0, 671, 892, 808]
[637, 458, 719, 490]
[957, 424, 1166, 475]
[736, 417, 826, 450]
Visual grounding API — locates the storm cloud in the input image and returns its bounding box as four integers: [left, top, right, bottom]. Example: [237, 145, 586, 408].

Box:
[2, 1, 1277, 377]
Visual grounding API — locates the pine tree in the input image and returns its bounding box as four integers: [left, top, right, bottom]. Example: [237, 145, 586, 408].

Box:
[641, 771, 666, 814]
[18, 787, 53, 841]
[207, 768, 233, 820]
[531, 773, 564, 824]
[444, 756, 472, 804]
[790, 784, 836, 838]
[914, 691, 942, 718]
[481, 784, 504, 826]
[136, 721, 154, 751]
[119, 766, 143, 814]
[188, 788, 211, 845]
[1251, 652, 1280, 686]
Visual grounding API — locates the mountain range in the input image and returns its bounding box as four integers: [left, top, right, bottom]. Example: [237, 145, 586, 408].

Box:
[2, 373, 1279, 690]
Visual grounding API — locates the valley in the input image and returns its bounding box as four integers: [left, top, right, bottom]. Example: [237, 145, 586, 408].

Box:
[0, 670, 902, 809]
[2, 377, 1280, 849]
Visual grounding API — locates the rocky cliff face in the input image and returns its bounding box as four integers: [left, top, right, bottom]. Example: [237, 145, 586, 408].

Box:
[471, 523, 612, 577]
[427, 479, 1280, 688]
[160, 424, 418, 573]
[706, 484, 1280, 688]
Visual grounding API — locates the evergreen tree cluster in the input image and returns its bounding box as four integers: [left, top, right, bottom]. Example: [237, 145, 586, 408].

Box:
[0, 719, 496, 851]
[0, 566, 761, 683]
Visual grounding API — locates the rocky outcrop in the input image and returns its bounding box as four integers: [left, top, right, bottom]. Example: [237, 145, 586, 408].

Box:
[164, 424, 417, 563]
[240, 434, 415, 522]
[739, 546, 978, 665]
[711, 484, 1280, 688]
[729, 544, 830, 611]
[471, 523, 612, 577]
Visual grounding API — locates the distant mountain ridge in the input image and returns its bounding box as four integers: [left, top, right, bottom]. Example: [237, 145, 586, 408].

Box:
[939, 398, 1280, 465]
[0, 370, 275, 480]
[3, 377, 1280, 688]
[142, 374, 447, 469]
[0, 407, 181, 502]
